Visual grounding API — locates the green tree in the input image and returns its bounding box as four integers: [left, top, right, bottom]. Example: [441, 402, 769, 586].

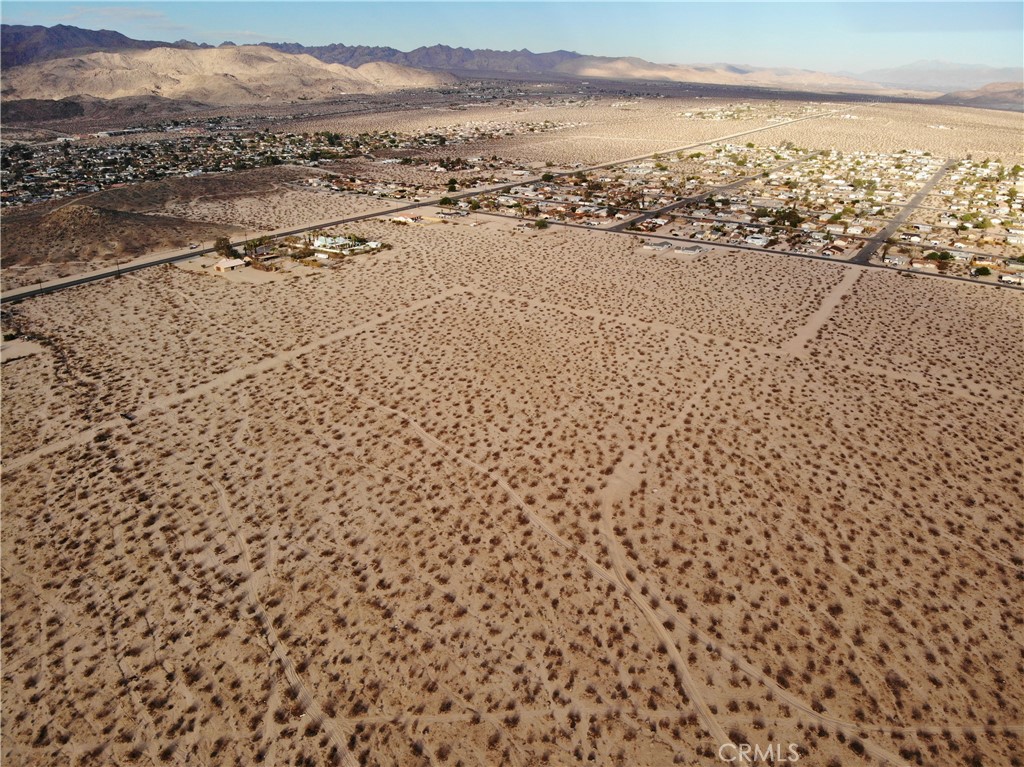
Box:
[214, 237, 237, 258]
[541, 173, 555, 182]
[975, 267, 991, 276]
[439, 196, 455, 207]
[535, 219, 549, 230]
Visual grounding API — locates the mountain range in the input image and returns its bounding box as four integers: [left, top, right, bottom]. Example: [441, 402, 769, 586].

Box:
[2, 24, 1021, 110]
[0, 23, 211, 69]
[1, 46, 455, 104]
[850, 60, 1024, 92]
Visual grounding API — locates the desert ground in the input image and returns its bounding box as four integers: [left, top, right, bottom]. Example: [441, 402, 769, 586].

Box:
[751, 103, 1024, 163]
[3, 204, 1022, 766]
[281, 98, 1024, 166]
[5, 94, 1021, 293]
[0, 166, 403, 291]
[288, 98, 815, 167]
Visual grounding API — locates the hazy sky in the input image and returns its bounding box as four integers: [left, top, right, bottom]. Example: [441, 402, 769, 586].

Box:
[3, 1, 1022, 72]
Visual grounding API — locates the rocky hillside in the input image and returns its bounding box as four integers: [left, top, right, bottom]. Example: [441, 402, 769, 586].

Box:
[1, 45, 455, 105]
[935, 82, 1024, 112]
[1, 204, 238, 265]
[0, 23, 207, 69]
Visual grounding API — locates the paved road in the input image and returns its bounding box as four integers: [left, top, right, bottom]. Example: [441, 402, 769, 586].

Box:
[1, 108, 844, 304]
[472, 208, 1024, 292]
[0, 187, 506, 303]
[852, 159, 956, 265]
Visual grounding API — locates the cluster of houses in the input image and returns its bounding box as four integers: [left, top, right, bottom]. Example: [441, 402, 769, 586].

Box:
[464, 142, 1021, 277]
[744, 149, 946, 230]
[302, 153, 535, 201]
[474, 142, 808, 227]
[0, 118, 577, 208]
[883, 248, 1024, 278]
[630, 149, 955, 258]
[208, 231, 385, 274]
[905, 158, 1024, 257]
[663, 213, 858, 258]
[1, 131, 341, 207]
[677, 101, 824, 123]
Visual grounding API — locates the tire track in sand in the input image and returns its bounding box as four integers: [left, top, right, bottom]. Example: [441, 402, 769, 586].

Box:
[597, 450, 731, 749]
[1, 287, 469, 475]
[207, 477, 358, 767]
[314, 373, 733, 751]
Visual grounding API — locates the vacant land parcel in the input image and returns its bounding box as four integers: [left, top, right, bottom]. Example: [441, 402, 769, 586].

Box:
[3, 216, 1021, 766]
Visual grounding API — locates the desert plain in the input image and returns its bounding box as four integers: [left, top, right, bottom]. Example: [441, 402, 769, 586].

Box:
[2, 94, 1023, 767]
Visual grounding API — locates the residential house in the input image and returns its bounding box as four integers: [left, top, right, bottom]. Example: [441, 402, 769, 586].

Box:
[215, 258, 245, 272]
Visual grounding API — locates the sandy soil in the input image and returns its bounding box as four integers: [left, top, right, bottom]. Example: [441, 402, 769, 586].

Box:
[160, 187, 406, 233]
[0, 167, 401, 291]
[290, 99, 805, 167]
[3, 213, 1021, 767]
[751, 103, 1024, 163]
[0, 207, 240, 292]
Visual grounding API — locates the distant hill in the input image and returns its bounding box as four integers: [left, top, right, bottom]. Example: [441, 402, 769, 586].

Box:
[0, 23, 208, 69]
[2, 94, 209, 123]
[853, 60, 1024, 92]
[262, 41, 583, 74]
[550, 57, 888, 92]
[935, 82, 1024, 112]
[0, 23, 991, 103]
[262, 41, 892, 93]
[1, 45, 455, 105]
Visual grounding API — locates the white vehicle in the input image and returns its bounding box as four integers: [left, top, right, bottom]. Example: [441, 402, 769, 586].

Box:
[998, 273, 1024, 285]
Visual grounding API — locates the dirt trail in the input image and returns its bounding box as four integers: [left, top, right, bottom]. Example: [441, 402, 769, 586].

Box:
[596, 450, 732, 749]
[576, 341, 913, 765]
[207, 478, 358, 767]
[2, 286, 469, 474]
[321, 371, 737, 752]
[781, 268, 863, 356]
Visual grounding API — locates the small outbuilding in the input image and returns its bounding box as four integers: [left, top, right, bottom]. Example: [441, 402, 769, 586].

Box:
[215, 258, 246, 272]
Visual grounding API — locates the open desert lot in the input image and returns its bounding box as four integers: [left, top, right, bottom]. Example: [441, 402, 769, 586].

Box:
[282, 98, 1024, 167]
[751, 103, 1024, 163]
[287, 98, 830, 167]
[3, 216, 1022, 766]
[0, 166, 403, 291]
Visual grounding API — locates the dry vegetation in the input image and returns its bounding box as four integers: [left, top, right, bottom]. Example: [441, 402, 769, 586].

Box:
[0, 204, 240, 290]
[753, 103, 1024, 163]
[3, 211, 1022, 766]
[288, 99, 792, 167]
[0, 165, 402, 291]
